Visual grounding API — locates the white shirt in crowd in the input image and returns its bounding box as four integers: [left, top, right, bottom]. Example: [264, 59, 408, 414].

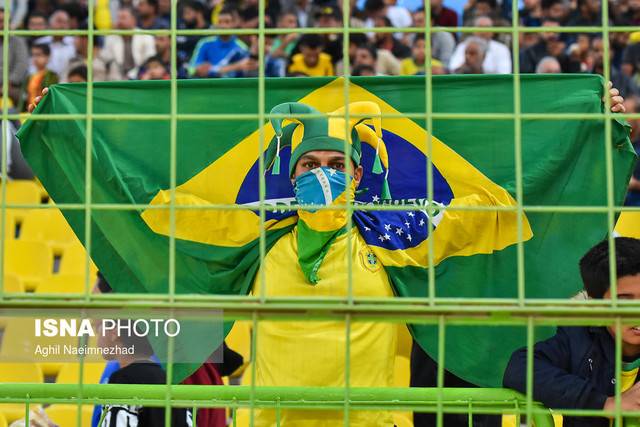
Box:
[32, 35, 76, 75]
[448, 38, 512, 74]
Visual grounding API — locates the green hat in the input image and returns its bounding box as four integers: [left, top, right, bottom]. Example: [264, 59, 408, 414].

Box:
[265, 101, 392, 199]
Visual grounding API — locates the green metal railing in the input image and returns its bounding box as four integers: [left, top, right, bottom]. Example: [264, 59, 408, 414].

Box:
[0, 0, 639, 425]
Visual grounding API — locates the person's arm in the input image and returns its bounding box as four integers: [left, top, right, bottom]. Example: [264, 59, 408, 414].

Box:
[496, 43, 512, 74]
[9, 36, 28, 85]
[10, 0, 28, 29]
[503, 327, 608, 410]
[447, 43, 465, 72]
[630, 175, 640, 191]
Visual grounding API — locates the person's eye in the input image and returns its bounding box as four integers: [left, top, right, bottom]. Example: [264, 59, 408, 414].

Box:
[333, 163, 345, 170]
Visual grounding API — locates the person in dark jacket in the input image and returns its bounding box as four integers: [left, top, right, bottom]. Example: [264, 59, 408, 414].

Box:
[503, 237, 640, 427]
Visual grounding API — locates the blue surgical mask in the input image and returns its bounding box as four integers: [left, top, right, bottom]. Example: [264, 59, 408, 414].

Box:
[294, 167, 349, 210]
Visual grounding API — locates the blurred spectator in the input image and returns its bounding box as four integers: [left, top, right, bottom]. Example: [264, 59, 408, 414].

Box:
[288, 33, 334, 76]
[520, 0, 543, 26]
[520, 19, 580, 72]
[591, 37, 639, 98]
[353, 64, 377, 75]
[613, 0, 640, 25]
[189, 7, 250, 78]
[26, 43, 58, 106]
[566, 0, 601, 26]
[408, 9, 456, 66]
[535, 55, 562, 72]
[454, 36, 487, 74]
[364, 0, 412, 37]
[313, 5, 343, 63]
[26, 12, 47, 48]
[150, 34, 186, 78]
[463, 0, 511, 45]
[33, 10, 76, 75]
[158, 0, 172, 22]
[67, 64, 88, 82]
[541, 0, 570, 24]
[137, 0, 169, 30]
[431, 0, 458, 26]
[0, 6, 28, 106]
[63, 21, 110, 82]
[177, 0, 209, 61]
[373, 15, 411, 58]
[139, 55, 170, 80]
[348, 40, 400, 75]
[621, 38, 640, 85]
[449, 16, 511, 73]
[244, 35, 282, 77]
[281, 0, 312, 27]
[270, 11, 299, 59]
[59, 2, 86, 30]
[400, 34, 446, 75]
[100, 6, 156, 80]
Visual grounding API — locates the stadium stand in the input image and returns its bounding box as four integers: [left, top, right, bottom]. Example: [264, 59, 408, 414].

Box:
[0, 363, 43, 423]
[46, 404, 94, 426]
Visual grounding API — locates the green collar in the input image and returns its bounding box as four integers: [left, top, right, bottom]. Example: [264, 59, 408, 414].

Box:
[622, 357, 640, 372]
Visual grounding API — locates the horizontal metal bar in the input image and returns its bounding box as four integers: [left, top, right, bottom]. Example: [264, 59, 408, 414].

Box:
[5, 26, 640, 37]
[3, 298, 640, 325]
[1, 202, 638, 214]
[15, 112, 640, 122]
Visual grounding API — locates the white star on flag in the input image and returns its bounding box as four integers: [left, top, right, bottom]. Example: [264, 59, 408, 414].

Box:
[408, 212, 415, 217]
[372, 195, 380, 202]
[406, 234, 412, 242]
[395, 228, 403, 235]
[364, 226, 371, 232]
[378, 235, 385, 242]
[384, 224, 391, 231]
[419, 219, 425, 226]
[404, 221, 410, 228]
[328, 168, 337, 176]
[384, 233, 391, 240]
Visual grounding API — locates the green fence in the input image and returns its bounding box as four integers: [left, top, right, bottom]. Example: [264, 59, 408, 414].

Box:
[0, 0, 639, 425]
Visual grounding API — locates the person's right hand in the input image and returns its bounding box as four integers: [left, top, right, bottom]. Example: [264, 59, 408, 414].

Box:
[27, 87, 48, 113]
[604, 382, 640, 413]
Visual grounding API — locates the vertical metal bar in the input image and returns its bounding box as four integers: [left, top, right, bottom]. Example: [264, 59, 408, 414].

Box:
[601, 0, 618, 309]
[424, 0, 436, 307]
[165, 0, 179, 424]
[252, 0, 268, 423]
[436, 315, 445, 427]
[614, 318, 622, 426]
[525, 317, 534, 426]
[341, 1, 353, 425]
[512, 0, 525, 306]
[0, 0, 9, 299]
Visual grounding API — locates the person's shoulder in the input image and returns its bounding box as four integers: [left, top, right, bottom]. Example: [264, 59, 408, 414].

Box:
[108, 362, 165, 385]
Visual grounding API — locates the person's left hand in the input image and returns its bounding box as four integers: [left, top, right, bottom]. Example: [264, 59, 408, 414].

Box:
[606, 81, 626, 113]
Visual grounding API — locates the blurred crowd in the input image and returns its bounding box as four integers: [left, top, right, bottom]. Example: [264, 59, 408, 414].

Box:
[1, 0, 640, 128]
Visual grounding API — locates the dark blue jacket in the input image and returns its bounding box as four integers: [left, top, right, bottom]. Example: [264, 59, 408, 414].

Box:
[503, 326, 634, 427]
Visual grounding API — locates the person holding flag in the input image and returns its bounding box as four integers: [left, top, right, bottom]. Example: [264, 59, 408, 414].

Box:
[25, 83, 629, 427]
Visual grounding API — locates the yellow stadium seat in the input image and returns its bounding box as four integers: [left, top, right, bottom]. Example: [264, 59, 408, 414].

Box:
[3, 273, 24, 293]
[20, 209, 77, 252]
[0, 320, 77, 377]
[0, 363, 43, 422]
[6, 180, 41, 205]
[36, 274, 90, 295]
[4, 240, 53, 291]
[59, 241, 98, 278]
[55, 362, 105, 384]
[616, 211, 640, 239]
[46, 404, 93, 427]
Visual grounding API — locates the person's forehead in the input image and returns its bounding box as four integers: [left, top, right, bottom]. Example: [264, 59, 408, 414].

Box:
[617, 274, 640, 294]
[300, 150, 346, 159]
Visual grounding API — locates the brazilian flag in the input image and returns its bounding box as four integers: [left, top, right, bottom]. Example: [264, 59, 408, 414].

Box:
[18, 75, 637, 385]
